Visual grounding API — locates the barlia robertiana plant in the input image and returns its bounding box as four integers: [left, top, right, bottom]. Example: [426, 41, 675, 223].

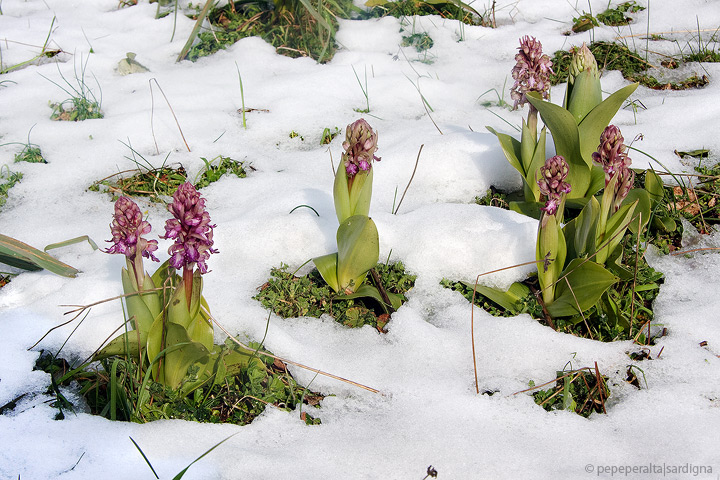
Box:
[97, 185, 258, 391]
[489, 39, 639, 215]
[480, 124, 658, 329]
[312, 119, 401, 308]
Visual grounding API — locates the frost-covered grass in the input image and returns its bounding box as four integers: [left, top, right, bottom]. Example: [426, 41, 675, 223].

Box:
[2, 0, 720, 478]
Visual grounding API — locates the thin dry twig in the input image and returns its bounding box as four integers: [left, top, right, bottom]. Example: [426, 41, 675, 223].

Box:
[149, 78, 191, 154]
[393, 144, 423, 215]
[209, 309, 381, 394]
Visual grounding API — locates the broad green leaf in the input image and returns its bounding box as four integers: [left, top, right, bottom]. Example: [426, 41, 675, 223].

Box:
[597, 200, 637, 265]
[508, 200, 542, 219]
[644, 169, 665, 205]
[95, 331, 141, 361]
[537, 214, 566, 306]
[313, 252, 339, 292]
[487, 126, 524, 176]
[166, 273, 203, 330]
[460, 280, 530, 314]
[121, 268, 160, 336]
[546, 259, 618, 318]
[526, 92, 590, 198]
[577, 83, 638, 163]
[161, 323, 210, 390]
[520, 118, 535, 174]
[187, 298, 214, 353]
[572, 195, 599, 259]
[587, 165, 606, 198]
[622, 188, 651, 234]
[336, 215, 379, 293]
[0, 233, 79, 277]
[336, 283, 397, 312]
[333, 165, 373, 224]
[524, 127, 548, 202]
[566, 70, 603, 123]
[364, 0, 388, 6]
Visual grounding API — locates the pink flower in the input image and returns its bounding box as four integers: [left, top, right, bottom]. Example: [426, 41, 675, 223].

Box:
[105, 196, 159, 262]
[510, 36, 554, 110]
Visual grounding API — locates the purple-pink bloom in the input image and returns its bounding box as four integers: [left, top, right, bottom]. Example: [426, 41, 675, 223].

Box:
[105, 196, 159, 262]
[162, 182, 217, 274]
[592, 125, 632, 185]
[510, 36, 554, 110]
[592, 125, 635, 211]
[342, 119, 380, 179]
[537, 155, 571, 216]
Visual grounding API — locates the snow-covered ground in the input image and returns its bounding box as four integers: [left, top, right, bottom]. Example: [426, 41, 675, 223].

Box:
[1, 0, 720, 478]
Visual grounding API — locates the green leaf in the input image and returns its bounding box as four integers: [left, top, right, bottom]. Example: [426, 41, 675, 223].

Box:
[566, 69, 603, 123]
[312, 252, 339, 292]
[121, 268, 160, 337]
[0, 233, 80, 277]
[572, 196, 600, 259]
[622, 188, 651, 234]
[95, 331, 141, 361]
[336, 215, 379, 293]
[577, 83, 638, 164]
[44, 235, 98, 253]
[643, 169, 665, 205]
[460, 280, 530, 314]
[487, 126, 524, 176]
[597, 200, 637, 265]
[508, 200, 542, 219]
[537, 214, 566, 305]
[333, 166, 373, 223]
[546, 259, 618, 318]
[171, 433, 238, 480]
[153, 323, 210, 389]
[526, 92, 590, 198]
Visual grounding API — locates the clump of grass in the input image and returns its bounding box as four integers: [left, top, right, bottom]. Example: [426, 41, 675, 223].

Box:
[550, 41, 708, 90]
[0, 167, 23, 210]
[89, 164, 188, 203]
[42, 56, 103, 121]
[186, 0, 352, 63]
[526, 365, 610, 417]
[474, 186, 509, 209]
[320, 127, 341, 145]
[596, 1, 645, 27]
[15, 145, 46, 164]
[362, 0, 485, 26]
[255, 262, 416, 331]
[194, 155, 251, 188]
[34, 344, 322, 425]
[401, 32, 434, 52]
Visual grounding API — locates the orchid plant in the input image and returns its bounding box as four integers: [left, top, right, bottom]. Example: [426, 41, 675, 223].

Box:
[312, 119, 401, 310]
[98, 184, 257, 391]
[489, 39, 639, 216]
[477, 125, 658, 327]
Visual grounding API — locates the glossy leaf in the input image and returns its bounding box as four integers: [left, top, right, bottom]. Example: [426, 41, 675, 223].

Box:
[121, 267, 160, 336]
[577, 83, 638, 163]
[486, 126, 524, 176]
[313, 252, 339, 292]
[546, 259, 618, 318]
[460, 280, 530, 314]
[336, 215, 379, 293]
[333, 166, 373, 224]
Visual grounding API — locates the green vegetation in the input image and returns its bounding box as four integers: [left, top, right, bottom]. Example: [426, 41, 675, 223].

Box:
[528, 366, 610, 417]
[550, 41, 708, 90]
[363, 0, 488, 26]
[186, 0, 353, 63]
[255, 262, 416, 330]
[0, 168, 22, 209]
[34, 345, 322, 425]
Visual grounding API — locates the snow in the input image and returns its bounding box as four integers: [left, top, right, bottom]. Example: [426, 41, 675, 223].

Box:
[2, 0, 720, 478]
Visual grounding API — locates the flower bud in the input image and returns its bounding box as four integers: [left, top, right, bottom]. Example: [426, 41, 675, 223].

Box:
[569, 43, 598, 85]
[537, 155, 572, 216]
[342, 119, 380, 178]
